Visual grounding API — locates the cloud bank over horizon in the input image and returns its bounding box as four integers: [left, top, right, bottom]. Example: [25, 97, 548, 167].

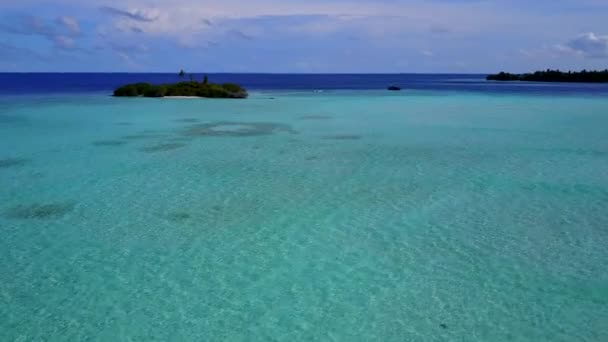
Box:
[1, 0, 607, 72]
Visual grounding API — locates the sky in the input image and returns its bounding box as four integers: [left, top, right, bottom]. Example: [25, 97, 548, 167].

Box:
[0, 0, 607, 73]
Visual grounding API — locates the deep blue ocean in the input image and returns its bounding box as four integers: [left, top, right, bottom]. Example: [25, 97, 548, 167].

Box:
[2, 73, 608, 95]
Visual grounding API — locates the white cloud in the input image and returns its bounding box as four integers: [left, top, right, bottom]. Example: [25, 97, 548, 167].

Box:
[562, 32, 608, 58]
[109, 42, 149, 54]
[91, 0, 521, 39]
[100, 6, 160, 22]
[1, 15, 82, 50]
[116, 52, 141, 69]
[5, 0, 608, 72]
[57, 16, 80, 34]
[519, 33, 608, 61]
[52, 35, 75, 49]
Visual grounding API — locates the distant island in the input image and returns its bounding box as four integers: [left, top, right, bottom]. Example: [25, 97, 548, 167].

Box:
[487, 69, 608, 83]
[114, 72, 248, 98]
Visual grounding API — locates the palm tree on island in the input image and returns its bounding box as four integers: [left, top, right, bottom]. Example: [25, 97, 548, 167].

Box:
[114, 71, 248, 98]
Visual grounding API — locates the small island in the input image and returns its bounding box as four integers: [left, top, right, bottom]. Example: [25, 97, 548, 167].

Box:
[114, 72, 248, 98]
[487, 69, 608, 83]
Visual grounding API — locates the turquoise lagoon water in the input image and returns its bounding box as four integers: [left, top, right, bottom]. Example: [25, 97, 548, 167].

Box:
[1, 90, 608, 341]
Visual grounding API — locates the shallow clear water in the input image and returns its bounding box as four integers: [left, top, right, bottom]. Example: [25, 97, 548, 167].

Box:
[1, 90, 607, 341]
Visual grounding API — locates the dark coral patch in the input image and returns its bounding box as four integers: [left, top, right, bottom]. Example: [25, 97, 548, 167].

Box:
[139, 143, 186, 153]
[174, 118, 200, 123]
[121, 133, 167, 140]
[168, 212, 191, 222]
[182, 121, 297, 138]
[5, 202, 74, 220]
[299, 115, 332, 120]
[322, 134, 362, 140]
[0, 158, 29, 169]
[167, 136, 192, 142]
[0, 114, 27, 124]
[92, 140, 128, 146]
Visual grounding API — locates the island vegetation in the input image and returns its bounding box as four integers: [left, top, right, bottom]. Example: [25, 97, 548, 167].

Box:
[487, 69, 608, 83]
[113, 71, 248, 98]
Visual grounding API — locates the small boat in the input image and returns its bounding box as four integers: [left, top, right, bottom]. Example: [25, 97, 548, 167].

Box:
[387, 85, 401, 91]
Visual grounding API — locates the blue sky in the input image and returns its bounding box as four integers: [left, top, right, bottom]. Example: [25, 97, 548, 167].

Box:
[1, 0, 607, 72]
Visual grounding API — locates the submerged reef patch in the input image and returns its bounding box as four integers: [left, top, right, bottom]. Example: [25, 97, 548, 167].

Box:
[121, 133, 168, 140]
[182, 121, 297, 137]
[299, 115, 332, 120]
[0, 114, 27, 124]
[167, 136, 192, 142]
[92, 140, 128, 146]
[5, 202, 75, 220]
[139, 143, 186, 153]
[168, 212, 191, 222]
[0, 158, 29, 169]
[322, 134, 362, 140]
[174, 118, 200, 123]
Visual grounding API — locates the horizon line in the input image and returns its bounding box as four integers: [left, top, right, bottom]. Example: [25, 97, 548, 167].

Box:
[0, 71, 493, 75]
